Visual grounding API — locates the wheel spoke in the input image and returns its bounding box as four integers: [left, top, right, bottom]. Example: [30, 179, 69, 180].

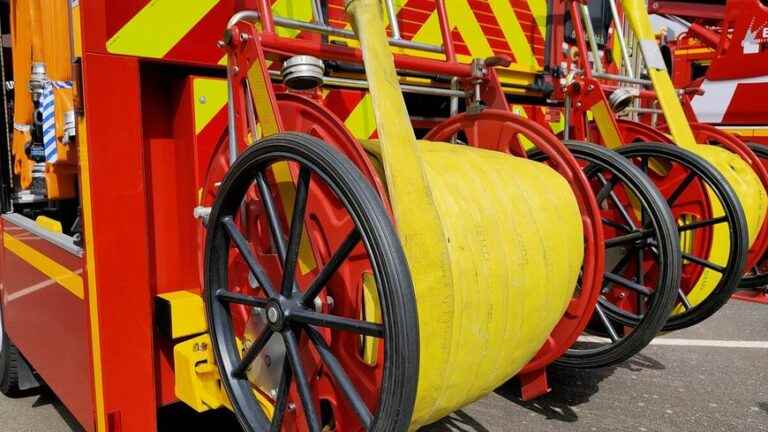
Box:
[221, 216, 277, 298]
[302, 229, 362, 305]
[291, 309, 384, 338]
[597, 174, 637, 230]
[216, 289, 268, 308]
[667, 171, 697, 206]
[681, 252, 726, 273]
[270, 362, 292, 432]
[595, 174, 620, 204]
[636, 245, 646, 314]
[602, 217, 632, 233]
[283, 329, 321, 432]
[678, 216, 728, 232]
[306, 326, 373, 429]
[257, 172, 288, 259]
[232, 327, 273, 378]
[605, 229, 652, 248]
[604, 272, 653, 296]
[595, 303, 621, 342]
[677, 289, 692, 311]
[282, 167, 312, 296]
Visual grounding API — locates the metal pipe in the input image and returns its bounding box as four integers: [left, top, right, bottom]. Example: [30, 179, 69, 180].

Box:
[384, 0, 401, 40]
[579, 4, 603, 73]
[624, 107, 663, 114]
[450, 77, 460, 116]
[435, 0, 456, 62]
[272, 16, 443, 53]
[226, 63, 238, 164]
[311, 0, 326, 25]
[569, 1, 594, 79]
[227, 10, 261, 30]
[259, 34, 472, 77]
[593, 71, 652, 86]
[325, 76, 465, 97]
[606, 0, 635, 79]
[267, 70, 465, 97]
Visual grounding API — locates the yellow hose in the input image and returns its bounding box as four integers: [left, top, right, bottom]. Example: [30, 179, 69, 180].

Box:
[620, 0, 767, 309]
[345, 0, 583, 427]
[675, 145, 766, 311]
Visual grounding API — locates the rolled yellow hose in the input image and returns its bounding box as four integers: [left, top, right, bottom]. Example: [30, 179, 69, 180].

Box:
[675, 145, 766, 310]
[621, 0, 767, 308]
[345, 0, 583, 428]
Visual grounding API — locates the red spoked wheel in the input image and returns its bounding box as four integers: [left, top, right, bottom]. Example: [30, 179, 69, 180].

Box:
[205, 132, 419, 432]
[201, 95, 414, 431]
[614, 142, 749, 330]
[586, 120, 751, 329]
[688, 123, 768, 284]
[547, 142, 681, 368]
[424, 109, 605, 370]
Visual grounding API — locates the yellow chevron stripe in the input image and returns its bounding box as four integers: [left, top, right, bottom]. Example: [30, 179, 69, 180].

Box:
[107, 0, 218, 58]
[3, 233, 84, 299]
[344, 94, 377, 139]
[193, 78, 228, 134]
[489, 0, 537, 69]
[527, 0, 548, 42]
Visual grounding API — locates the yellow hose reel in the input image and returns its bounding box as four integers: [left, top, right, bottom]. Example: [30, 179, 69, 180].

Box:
[346, 0, 582, 426]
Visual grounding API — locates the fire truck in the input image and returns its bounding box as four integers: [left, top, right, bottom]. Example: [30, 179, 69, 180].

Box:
[0, 0, 763, 431]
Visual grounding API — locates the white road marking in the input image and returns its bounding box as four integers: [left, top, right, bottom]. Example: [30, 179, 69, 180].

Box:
[578, 335, 768, 349]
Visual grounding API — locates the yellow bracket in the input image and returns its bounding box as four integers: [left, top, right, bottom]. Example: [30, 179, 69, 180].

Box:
[157, 291, 208, 340]
[173, 334, 231, 413]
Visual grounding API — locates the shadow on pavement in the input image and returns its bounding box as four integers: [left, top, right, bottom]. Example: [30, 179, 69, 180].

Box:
[757, 402, 768, 415]
[420, 409, 491, 432]
[16, 387, 84, 432]
[493, 352, 665, 423]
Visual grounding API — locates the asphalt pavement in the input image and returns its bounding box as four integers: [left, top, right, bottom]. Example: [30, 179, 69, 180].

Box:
[0, 298, 766, 432]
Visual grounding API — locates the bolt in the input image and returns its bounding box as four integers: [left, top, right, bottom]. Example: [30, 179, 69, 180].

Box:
[264, 354, 272, 367]
[267, 307, 279, 323]
[288, 402, 296, 411]
[199, 96, 207, 104]
[326, 296, 334, 310]
[587, 84, 594, 92]
[217, 40, 226, 48]
[232, 66, 240, 74]
[240, 33, 251, 41]
[269, 389, 278, 400]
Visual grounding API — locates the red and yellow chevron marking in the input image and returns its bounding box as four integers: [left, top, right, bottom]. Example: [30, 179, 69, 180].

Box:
[104, 0, 549, 74]
[107, 1, 555, 150]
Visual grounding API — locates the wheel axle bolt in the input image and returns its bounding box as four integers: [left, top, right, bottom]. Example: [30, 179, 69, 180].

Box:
[267, 307, 280, 323]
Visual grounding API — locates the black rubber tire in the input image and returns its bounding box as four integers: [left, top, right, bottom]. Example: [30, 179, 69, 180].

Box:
[532, 142, 681, 369]
[616, 143, 749, 331]
[0, 303, 21, 396]
[205, 132, 419, 432]
[738, 142, 768, 289]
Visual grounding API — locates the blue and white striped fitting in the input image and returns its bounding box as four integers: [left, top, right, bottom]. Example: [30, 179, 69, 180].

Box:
[52, 80, 73, 89]
[39, 82, 57, 163]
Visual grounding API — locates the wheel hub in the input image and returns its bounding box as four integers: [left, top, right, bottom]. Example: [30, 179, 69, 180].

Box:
[265, 300, 286, 331]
